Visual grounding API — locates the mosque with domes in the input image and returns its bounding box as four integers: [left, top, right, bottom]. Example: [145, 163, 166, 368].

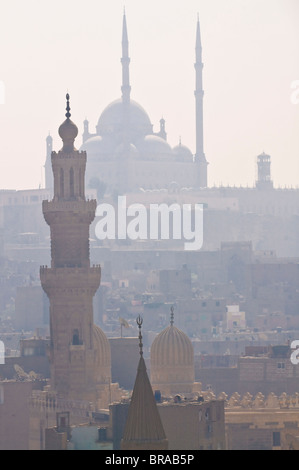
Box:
[44, 12, 208, 194]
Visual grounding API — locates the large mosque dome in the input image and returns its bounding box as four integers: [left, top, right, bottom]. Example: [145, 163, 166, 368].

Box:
[96, 98, 153, 141]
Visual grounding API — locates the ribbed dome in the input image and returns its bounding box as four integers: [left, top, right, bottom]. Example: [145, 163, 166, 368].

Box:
[92, 324, 111, 383]
[151, 324, 194, 368]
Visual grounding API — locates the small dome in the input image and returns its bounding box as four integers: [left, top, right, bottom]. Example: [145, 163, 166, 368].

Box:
[81, 135, 110, 155]
[151, 324, 194, 368]
[136, 135, 173, 160]
[173, 142, 193, 162]
[150, 319, 194, 387]
[58, 118, 78, 151]
[115, 142, 139, 158]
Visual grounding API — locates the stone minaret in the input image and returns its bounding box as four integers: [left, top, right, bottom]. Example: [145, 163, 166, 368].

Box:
[194, 16, 208, 188]
[40, 94, 111, 404]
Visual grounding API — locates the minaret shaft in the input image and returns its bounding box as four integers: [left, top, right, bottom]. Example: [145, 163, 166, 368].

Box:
[121, 11, 131, 104]
[194, 17, 208, 188]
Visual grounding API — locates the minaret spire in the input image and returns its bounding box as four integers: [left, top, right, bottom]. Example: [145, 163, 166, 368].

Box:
[194, 15, 208, 188]
[121, 315, 168, 450]
[121, 9, 131, 104]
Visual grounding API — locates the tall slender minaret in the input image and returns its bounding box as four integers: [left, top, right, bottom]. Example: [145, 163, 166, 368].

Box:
[121, 9, 131, 105]
[118, 9, 131, 193]
[194, 16, 208, 188]
[40, 95, 112, 404]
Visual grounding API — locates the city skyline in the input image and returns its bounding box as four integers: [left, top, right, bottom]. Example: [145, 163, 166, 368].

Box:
[0, 0, 298, 190]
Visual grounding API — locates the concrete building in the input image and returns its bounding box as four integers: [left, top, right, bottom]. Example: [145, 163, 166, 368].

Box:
[0, 380, 34, 450]
[225, 391, 299, 450]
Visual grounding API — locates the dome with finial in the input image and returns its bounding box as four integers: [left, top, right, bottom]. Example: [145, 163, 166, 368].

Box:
[58, 93, 79, 151]
[173, 138, 193, 162]
[150, 306, 195, 389]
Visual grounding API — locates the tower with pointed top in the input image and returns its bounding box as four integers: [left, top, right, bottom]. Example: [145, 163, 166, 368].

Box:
[40, 95, 113, 405]
[121, 316, 168, 450]
[121, 9, 131, 105]
[194, 16, 208, 188]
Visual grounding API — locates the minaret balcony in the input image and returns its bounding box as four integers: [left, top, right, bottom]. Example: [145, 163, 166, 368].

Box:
[40, 265, 101, 294]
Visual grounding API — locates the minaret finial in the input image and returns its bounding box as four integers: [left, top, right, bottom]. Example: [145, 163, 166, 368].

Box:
[65, 93, 71, 119]
[136, 315, 143, 356]
[170, 305, 174, 326]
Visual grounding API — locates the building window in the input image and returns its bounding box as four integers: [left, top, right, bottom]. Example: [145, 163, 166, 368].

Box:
[273, 432, 281, 447]
[72, 329, 81, 346]
[277, 362, 285, 369]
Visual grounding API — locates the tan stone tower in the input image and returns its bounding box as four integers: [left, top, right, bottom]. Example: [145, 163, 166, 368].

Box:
[40, 94, 111, 404]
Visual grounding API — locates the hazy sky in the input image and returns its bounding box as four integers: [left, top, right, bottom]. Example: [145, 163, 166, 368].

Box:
[0, 0, 298, 190]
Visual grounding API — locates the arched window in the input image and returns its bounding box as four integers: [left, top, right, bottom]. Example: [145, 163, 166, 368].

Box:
[70, 168, 74, 198]
[79, 167, 83, 198]
[72, 329, 80, 345]
[60, 168, 64, 197]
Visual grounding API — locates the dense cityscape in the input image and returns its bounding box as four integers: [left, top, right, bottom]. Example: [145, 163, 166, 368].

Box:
[0, 2, 299, 452]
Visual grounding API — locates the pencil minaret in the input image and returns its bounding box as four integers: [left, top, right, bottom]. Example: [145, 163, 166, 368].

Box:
[194, 16, 208, 187]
